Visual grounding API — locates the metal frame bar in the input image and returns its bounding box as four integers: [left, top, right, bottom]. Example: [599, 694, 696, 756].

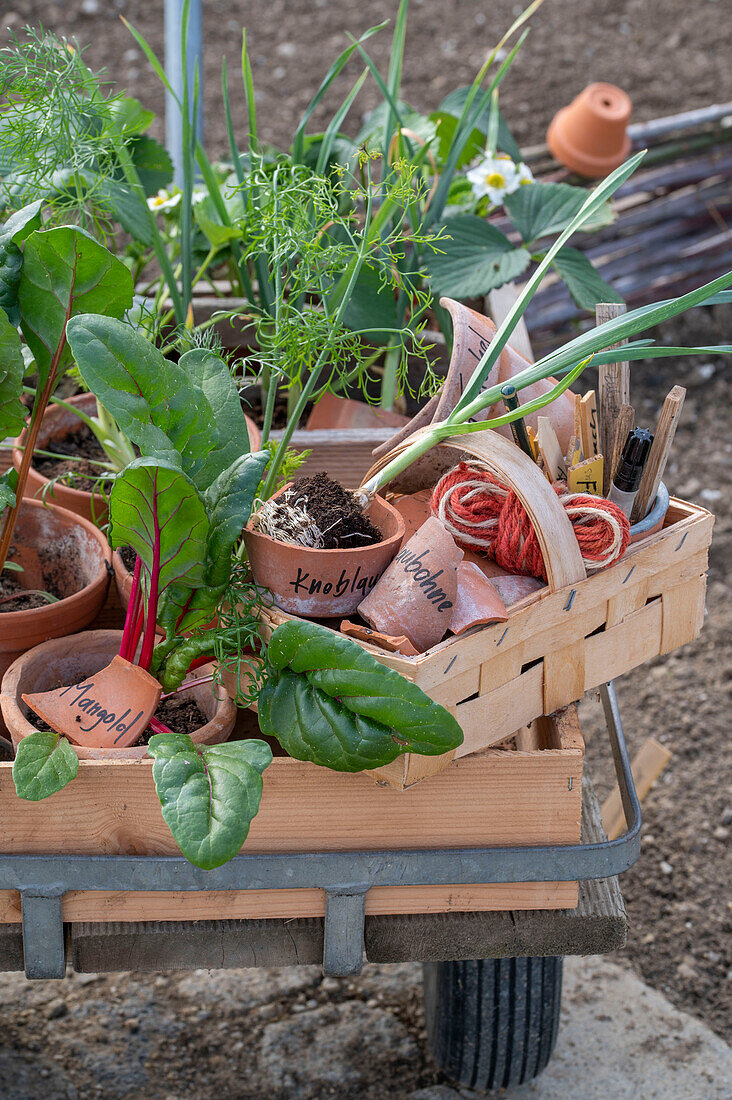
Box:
[0, 683, 641, 979]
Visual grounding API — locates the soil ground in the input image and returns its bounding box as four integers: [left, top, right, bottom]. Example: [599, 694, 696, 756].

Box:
[1, 0, 730, 1093]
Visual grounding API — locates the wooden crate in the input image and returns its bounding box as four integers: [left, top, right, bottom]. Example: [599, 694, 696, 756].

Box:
[0, 706, 584, 923]
[260, 431, 713, 787]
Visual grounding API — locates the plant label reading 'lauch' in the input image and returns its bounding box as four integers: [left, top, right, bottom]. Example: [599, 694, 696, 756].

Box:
[22, 656, 162, 749]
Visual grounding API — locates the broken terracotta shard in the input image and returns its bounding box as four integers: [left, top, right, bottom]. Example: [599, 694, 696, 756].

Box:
[358, 516, 463, 653]
[450, 562, 509, 634]
[22, 655, 162, 749]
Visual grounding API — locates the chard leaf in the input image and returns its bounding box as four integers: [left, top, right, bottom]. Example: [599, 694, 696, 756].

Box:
[258, 620, 463, 771]
[551, 245, 624, 310]
[13, 731, 79, 801]
[203, 449, 269, 586]
[0, 468, 18, 512]
[178, 348, 252, 480]
[108, 456, 209, 598]
[424, 215, 530, 298]
[0, 308, 27, 438]
[18, 226, 133, 388]
[154, 448, 269, 669]
[67, 314, 218, 484]
[504, 181, 615, 244]
[0, 199, 44, 325]
[129, 134, 174, 197]
[148, 733, 272, 868]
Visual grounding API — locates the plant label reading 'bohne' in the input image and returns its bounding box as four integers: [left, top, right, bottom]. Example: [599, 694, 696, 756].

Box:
[358, 517, 463, 653]
[21, 656, 162, 750]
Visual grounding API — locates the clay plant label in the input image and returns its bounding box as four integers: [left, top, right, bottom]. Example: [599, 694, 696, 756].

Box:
[449, 562, 509, 635]
[358, 517, 463, 652]
[22, 656, 162, 749]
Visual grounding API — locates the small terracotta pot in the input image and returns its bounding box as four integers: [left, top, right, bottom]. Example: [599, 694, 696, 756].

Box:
[244, 485, 405, 617]
[305, 392, 409, 431]
[13, 393, 109, 526]
[0, 500, 111, 685]
[1, 629, 236, 759]
[112, 548, 135, 609]
[547, 82, 632, 179]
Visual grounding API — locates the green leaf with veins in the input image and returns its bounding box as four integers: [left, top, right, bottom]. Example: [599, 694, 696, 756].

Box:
[424, 215, 530, 299]
[148, 733, 272, 868]
[551, 246, 624, 311]
[108, 456, 209, 598]
[178, 348, 253, 480]
[67, 314, 218, 485]
[128, 135, 174, 197]
[258, 620, 463, 771]
[0, 468, 18, 513]
[0, 309, 27, 438]
[0, 199, 44, 324]
[504, 182, 615, 244]
[18, 226, 133, 389]
[13, 730, 79, 800]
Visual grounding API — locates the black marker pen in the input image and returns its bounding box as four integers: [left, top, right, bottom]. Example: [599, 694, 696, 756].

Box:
[608, 428, 653, 519]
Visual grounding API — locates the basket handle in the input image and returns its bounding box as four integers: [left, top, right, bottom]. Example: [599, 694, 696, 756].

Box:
[363, 429, 587, 593]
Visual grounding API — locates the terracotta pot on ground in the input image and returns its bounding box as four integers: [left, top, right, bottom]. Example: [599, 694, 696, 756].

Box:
[0, 500, 111, 685]
[13, 393, 109, 525]
[1, 629, 236, 759]
[13, 393, 262, 527]
[243, 485, 405, 617]
[547, 82, 632, 179]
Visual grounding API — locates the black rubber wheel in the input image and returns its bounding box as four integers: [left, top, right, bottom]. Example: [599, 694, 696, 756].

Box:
[423, 956, 563, 1091]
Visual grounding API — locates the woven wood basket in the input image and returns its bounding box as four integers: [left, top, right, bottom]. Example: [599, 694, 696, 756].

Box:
[257, 430, 713, 789]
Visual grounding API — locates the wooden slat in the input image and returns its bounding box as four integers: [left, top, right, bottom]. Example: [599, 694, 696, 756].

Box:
[660, 575, 706, 654]
[601, 737, 672, 841]
[583, 600, 663, 689]
[451, 665, 546, 758]
[596, 302, 630, 494]
[544, 638, 586, 713]
[631, 386, 686, 523]
[0, 880, 578, 924]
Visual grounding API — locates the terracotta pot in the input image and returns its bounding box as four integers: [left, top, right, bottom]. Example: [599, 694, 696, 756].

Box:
[305, 392, 409, 431]
[1, 629, 236, 759]
[13, 393, 262, 528]
[0, 500, 111, 684]
[547, 82, 632, 179]
[13, 393, 109, 525]
[243, 485, 405, 617]
[112, 548, 135, 609]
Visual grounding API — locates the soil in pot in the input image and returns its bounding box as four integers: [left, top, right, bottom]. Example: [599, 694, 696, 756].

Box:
[25, 691, 209, 745]
[281, 472, 382, 549]
[33, 422, 113, 494]
[1, 537, 86, 613]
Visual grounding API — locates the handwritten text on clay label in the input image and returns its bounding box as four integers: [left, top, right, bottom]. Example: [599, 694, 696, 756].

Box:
[58, 680, 144, 744]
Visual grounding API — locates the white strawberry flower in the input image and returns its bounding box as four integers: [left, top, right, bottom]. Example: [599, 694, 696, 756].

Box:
[147, 189, 181, 212]
[466, 154, 534, 203]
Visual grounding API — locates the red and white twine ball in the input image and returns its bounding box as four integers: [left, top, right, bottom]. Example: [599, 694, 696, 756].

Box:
[430, 461, 630, 581]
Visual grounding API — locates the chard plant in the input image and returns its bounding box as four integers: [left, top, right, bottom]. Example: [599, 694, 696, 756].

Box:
[0, 215, 133, 575]
[13, 313, 463, 868]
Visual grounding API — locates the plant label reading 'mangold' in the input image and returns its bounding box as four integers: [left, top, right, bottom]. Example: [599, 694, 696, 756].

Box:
[358, 517, 463, 653]
[22, 656, 162, 749]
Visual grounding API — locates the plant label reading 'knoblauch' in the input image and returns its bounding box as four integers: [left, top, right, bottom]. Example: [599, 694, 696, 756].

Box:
[22, 656, 162, 749]
[358, 517, 463, 653]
